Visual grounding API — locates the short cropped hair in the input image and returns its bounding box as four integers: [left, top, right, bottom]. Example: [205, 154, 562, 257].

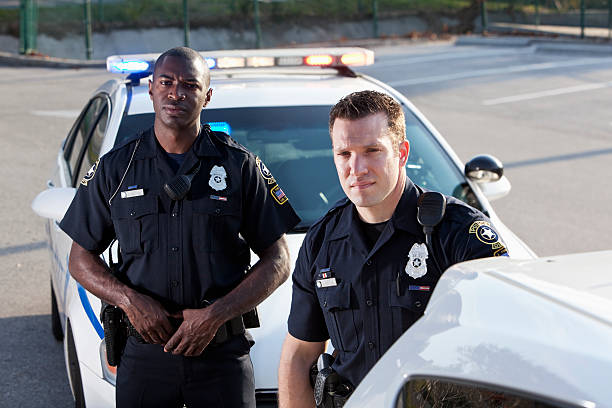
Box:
[153, 46, 210, 87]
[329, 90, 406, 150]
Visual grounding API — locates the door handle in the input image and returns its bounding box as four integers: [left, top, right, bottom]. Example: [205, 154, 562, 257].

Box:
[47, 179, 55, 188]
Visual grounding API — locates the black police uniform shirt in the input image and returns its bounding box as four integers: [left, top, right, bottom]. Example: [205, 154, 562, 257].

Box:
[60, 126, 300, 311]
[288, 178, 508, 388]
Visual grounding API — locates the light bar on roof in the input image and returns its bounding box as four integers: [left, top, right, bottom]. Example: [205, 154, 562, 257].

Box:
[205, 57, 217, 69]
[305, 54, 334, 66]
[247, 56, 275, 67]
[276, 56, 302, 66]
[106, 47, 374, 76]
[217, 56, 246, 69]
[341, 52, 369, 66]
[106, 57, 151, 74]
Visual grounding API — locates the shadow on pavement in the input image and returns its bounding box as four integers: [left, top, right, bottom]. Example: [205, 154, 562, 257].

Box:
[0, 314, 73, 407]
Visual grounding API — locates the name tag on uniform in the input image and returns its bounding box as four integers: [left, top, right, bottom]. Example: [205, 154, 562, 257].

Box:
[316, 277, 337, 288]
[120, 189, 144, 199]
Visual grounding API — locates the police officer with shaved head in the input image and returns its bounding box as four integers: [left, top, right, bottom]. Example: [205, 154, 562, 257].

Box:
[61, 46, 299, 407]
[278, 90, 508, 408]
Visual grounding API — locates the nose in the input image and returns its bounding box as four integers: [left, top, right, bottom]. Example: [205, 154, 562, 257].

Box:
[349, 154, 368, 177]
[168, 84, 185, 101]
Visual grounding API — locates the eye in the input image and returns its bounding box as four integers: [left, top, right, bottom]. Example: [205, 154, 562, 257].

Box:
[160, 80, 172, 86]
[336, 151, 350, 158]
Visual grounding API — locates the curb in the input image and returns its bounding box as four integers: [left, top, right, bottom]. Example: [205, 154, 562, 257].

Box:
[0, 51, 105, 68]
[456, 35, 612, 55]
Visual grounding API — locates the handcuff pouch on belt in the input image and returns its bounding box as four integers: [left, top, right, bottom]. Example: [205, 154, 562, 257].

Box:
[311, 353, 354, 408]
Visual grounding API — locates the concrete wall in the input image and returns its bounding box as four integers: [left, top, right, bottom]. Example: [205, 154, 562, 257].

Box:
[1, 15, 445, 59]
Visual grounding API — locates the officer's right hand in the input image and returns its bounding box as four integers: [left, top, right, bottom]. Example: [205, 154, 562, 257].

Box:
[119, 291, 175, 345]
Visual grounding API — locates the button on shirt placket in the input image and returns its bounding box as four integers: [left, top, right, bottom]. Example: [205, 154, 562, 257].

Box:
[362, 257, 380, 370]
[168, 200, 183, 303]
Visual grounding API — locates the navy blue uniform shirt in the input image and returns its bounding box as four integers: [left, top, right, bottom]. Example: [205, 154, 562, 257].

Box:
[288, 179, 507, 387]
[60, 126, 300, 310]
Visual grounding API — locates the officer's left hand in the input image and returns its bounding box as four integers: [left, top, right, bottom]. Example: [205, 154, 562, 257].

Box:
[163, 308, 222, 356]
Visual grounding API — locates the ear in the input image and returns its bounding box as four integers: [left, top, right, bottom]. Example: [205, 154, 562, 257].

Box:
[398, 140, 410, 167]
[148, 79, 153, 100]
[202, 88, 213, 108]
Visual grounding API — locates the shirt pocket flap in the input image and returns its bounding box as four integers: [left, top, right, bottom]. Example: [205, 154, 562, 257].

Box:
[388, 283, 430, 313]
[192, 198, 240, 216]
[319, 282, 351, 312]
[111, 196, 157, 219]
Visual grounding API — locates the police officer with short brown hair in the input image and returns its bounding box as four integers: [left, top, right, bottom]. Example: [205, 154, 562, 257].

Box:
[61, 46, 300, 407]
[278, 90, 507, 408]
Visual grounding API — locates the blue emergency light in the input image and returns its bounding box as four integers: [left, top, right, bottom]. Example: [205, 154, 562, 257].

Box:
[107, 59, 151, 74]
[207, 121, 231, 135]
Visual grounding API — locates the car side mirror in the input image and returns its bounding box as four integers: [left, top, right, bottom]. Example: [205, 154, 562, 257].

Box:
[31, 187, 77, 222]
[465, 154, 503, 183]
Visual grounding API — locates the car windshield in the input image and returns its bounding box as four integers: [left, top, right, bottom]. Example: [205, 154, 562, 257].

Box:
[116, 105, 480, 229]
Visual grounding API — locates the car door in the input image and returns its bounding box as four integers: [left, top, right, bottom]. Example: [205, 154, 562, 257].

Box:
[49, 94, 111, 315]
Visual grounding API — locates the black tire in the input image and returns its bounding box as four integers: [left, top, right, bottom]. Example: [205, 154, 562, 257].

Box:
[66, 321, 87, 408]
[51, 280, 64, 341]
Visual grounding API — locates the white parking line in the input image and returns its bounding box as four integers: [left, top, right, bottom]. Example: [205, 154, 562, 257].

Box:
[483, 81, 612, 105]
[30, 110, 80, 118]
[387, 58, 612, 87]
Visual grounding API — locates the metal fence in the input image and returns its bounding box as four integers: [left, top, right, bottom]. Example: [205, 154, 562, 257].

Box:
[12, 0, 612, 58]
[482, 0, 612, 38]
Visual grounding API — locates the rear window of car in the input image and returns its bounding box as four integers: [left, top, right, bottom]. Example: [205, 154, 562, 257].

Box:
[116, 105, 480, 228]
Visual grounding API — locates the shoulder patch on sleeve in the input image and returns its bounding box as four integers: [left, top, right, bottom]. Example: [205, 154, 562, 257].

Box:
[80, 159, 100, 186]
[253, 156, 287, 205]
[469, 220, 507, 256]
[270, 184, 288, 205]
[256, 156, 276, 185]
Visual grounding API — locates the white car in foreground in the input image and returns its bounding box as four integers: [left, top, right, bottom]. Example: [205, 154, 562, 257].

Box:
[346, 251, 612, 408]
[31, 47, 533, 407]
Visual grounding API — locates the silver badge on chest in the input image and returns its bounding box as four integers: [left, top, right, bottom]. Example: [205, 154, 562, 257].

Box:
[209, 165, 227, 191]
[405, 243, 428, 279]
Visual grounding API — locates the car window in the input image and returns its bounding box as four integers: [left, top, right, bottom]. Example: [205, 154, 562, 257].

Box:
[64, 95, 110, 186]
[116, 106, 481, 228]
[85, 101, 110, 169]
[395, 378, 575, 408]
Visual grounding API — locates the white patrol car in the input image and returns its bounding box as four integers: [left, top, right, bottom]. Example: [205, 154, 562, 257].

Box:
[344, 251, 612, 408]
[31, 47, 534, 407]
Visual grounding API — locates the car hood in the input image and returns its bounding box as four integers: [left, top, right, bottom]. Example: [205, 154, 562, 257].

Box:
[345, 251, 612, 408]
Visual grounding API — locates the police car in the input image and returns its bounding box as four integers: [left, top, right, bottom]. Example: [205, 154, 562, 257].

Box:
[31, 47, 534, 407]
[344, 251, 612, 408]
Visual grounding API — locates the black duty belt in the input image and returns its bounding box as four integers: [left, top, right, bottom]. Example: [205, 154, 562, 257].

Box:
[125, 315, 245, 345]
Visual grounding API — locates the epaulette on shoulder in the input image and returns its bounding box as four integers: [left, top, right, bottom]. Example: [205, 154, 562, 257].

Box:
[310, 197, 350, 229]
[443, 196, 482, 223]
[105, 132, 143, 157]
[205, 125, 250, 155]
[328, 196, 350, 214]
[303, 197, 350, 256]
